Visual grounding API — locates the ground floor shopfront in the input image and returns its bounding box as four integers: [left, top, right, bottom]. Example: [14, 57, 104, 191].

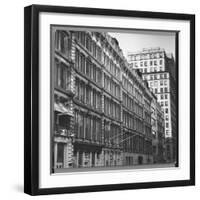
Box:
[123, 152, 153, 165]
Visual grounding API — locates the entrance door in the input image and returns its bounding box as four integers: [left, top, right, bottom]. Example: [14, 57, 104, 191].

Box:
[138, 156, 143, 165]
[57, 143, 64, 168]
[92, 152, 95, 167]
[78, 152, 83, 167]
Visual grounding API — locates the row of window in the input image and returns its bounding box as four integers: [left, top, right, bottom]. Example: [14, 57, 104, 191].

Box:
[149, 80, 168, 87]
[135, 89, 143, 102]
[157, 122, 165, 134]
[54, 61, 71, 91]
[132, 59, 163, 67]
[144, 112, 151, 124]
[144, 73, 168, 80]
[122, 92, 134, 112]
[152, 87, 169, 94]
[159, 94, 169, 100]
[103, 53, 120, 79]
[74, 110, 102, 142]
[135, 117, 144, 133]
[129, 52, 164, 61]
[122, 76, 134, 96]
[55, 30, 72, 59]
[144, 99, 151, 111]
[123, 111, 134, 130]
[75, 78, 101, 111]
[75, 32, 102, 62]
[122, 113, 144, 133]
[104, 96, 121, 121]
[104, 122, 121, 146]
[76, 32, 122, 79]
[144, 125, 151, 137]
[138, 66, 164, 73]
[135, 102, 143, 118]
[123, 134, 152, 154]
[104, 74, 120, 98]
[75, 48, 102, 85]
[160, 101, 169, 107]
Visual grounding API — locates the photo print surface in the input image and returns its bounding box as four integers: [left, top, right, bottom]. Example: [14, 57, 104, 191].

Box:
[51, 26, 178, 173]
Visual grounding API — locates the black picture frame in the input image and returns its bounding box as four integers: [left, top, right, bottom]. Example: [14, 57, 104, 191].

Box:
[24, 4, 195, 196]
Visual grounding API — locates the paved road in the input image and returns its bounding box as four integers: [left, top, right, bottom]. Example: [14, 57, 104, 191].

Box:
[54, 163, 176, 173]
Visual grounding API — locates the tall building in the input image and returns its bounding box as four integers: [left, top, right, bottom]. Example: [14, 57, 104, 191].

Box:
[52, 29, 166, 171]
[128, 47, 177, 163]
[151, 95, 165, 163]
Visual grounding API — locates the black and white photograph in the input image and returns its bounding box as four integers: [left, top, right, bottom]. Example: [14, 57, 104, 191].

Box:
[24, 5, 195, 195]
[51, 26, 178, 173]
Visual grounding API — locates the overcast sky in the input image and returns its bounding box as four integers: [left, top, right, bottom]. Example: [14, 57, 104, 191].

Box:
[108, 31, 176, 60]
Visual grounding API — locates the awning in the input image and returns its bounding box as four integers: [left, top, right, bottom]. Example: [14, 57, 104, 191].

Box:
[54, 102, 74, 117]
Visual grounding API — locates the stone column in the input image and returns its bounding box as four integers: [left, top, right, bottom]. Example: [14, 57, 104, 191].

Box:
[90, 152, 92, 167]
[82, 152, 85, 167]
[63, 143, 68, 168]
[100, 151, 104, 167]
[95, 152, 97, 167]
[76, 151, 79, 167]
[54, 143, 58, 169]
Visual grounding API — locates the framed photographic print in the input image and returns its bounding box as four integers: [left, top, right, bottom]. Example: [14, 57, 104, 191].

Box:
[24, 4, 195, 195]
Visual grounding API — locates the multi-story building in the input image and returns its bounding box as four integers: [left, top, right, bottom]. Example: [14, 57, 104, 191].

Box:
[52, 28, 164, 170]
[121, 66, 153, 165]
[151, 95, 165, 163]
[128, 47, 177, 163]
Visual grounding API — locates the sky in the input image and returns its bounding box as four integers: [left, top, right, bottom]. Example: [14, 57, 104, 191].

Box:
[108, 31, 176, 60]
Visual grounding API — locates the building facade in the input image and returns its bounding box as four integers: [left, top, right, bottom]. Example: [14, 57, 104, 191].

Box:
[151, 96, 165, 163]
[52, 29, 165, 170]
[128, 48, 177, 163]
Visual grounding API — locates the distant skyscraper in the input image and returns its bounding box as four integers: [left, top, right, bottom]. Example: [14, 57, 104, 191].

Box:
[128, 47, 177, 163]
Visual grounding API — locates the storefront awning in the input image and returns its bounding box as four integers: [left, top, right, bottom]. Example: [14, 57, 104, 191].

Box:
[54, 102, 73, 117]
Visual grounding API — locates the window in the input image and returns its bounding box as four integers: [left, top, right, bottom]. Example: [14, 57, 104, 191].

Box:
[86, 59, 91, 77]
[92, 41, 97, 58]
[55, 31, 71, 58]
[96, 67, 102, 84]
[86, 35, 92, 52]
[80, 53, 85, 73]
[80, 32, 86, 46]
[85, 116, 91, 139]
[93, 64, 96, 82]
[55, 62, 71, 91]
[160, 59, 163, 65]
[154, 60, 157, 65]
